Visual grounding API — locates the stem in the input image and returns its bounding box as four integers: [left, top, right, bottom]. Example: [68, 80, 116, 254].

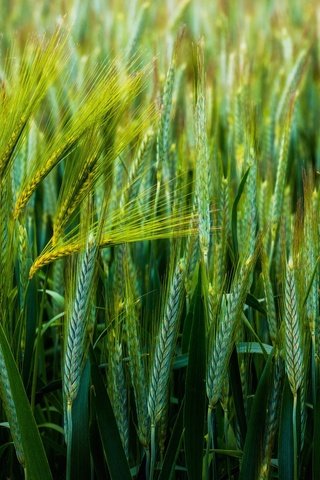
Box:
[223, 408, 231, 479]
[211, 410, 216, 480]
[293, 393, 298, 480]
[205, 406, 214, 480]
[145, 447, 150, 480]
[150, 424, 156, 480]
[66, 405, 73, 480]
[205, 405, 212, 480]
[312, 335, 316, 406]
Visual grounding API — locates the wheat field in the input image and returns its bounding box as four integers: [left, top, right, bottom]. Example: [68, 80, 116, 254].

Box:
[0, 0, 319, 479]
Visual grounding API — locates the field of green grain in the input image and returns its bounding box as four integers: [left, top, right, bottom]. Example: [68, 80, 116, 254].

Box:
[0, 1, 319, 478]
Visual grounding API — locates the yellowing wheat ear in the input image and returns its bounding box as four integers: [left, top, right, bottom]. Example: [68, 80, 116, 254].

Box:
[0, 29, 69, 181]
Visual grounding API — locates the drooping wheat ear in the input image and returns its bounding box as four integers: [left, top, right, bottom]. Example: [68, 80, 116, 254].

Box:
[29, 242, 82, 278]
[0, 31, 68, 180]
[63, 234, 96, 438]
[259, 354, 284, 480]
[14, 67, 145, 218]
[284, 257, 303, 396]
[0, 347, 24, 466]
[206, 256, 254, 408]
[29, 204, 197, 277]
[13, 134, 78, 219]
[0, 114, 28, 180]
[53, 161, 99, 245]
[148, 258, 186, 426]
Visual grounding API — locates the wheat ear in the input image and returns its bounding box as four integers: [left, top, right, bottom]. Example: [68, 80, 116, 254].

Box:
[63, 234, 96, 438]
[148, 258, 185, 426]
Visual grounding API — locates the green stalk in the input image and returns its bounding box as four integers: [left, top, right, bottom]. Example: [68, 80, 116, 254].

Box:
[66, 405, 72, 480]
[146, 447, 151, 480]
[293, 393, 298, 480]
[205, 407, 215, 480]
[149, 424, 156, 480]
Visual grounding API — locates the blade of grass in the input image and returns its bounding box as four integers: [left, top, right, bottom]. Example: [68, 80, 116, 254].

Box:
[0, 322, 52, 480]
[239, 349, 273, 480]
[232, 167, 250, 261]
[313, 381, 320, 479]
[278, 378, 294, 480]
[90, 349, 131, 480]
[184, 271, 206, 479]
[69, 360, 91, 480]
[158, 399, 185, 480]
[229, 347, 247, 448]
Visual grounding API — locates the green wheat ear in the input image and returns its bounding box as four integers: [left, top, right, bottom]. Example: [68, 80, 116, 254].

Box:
[206, 254, 255, 408]
[63, 233, 96, 439]
[148, 257, 186, 426]
[284, 257, 303, 397]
